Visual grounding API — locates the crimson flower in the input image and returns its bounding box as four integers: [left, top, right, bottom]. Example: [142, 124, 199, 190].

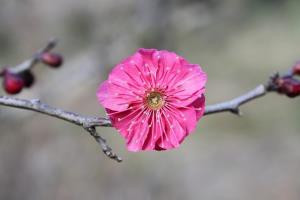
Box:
[97, 49, 207, 151]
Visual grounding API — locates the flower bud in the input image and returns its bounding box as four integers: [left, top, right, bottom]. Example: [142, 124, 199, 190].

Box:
[40, 52, 63, 68]
[2, 70, 24, 94]
[277, 77, 300, 98]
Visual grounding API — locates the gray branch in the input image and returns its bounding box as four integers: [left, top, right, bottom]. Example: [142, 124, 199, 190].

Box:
[204, 85, 268, 116]
[0, 84, 270, 162]
[0, 95, 121, 162]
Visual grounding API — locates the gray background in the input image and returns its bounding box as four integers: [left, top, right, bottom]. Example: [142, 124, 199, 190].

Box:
[0, 0, 300, 199]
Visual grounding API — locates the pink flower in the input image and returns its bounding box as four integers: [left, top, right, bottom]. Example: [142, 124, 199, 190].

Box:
[97, 49, 207, 152]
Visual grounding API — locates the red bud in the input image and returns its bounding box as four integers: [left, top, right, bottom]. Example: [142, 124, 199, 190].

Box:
[41, 52, 63, 68]
[2, 70, 24, 94]
[277, 77, 300, 98]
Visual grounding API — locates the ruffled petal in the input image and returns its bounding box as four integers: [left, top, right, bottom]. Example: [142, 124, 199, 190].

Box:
[107, 106, 154, 152]
[97, 81, 130, 111]
[167, 64, 207, 106]
[189, 95, 205, 120]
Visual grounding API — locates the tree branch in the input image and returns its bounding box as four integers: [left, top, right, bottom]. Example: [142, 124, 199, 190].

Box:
[0, 84, 270, 129]
[204, 84, 268, 116]
[0, 95, 122, 162]
[1, 39, 298, 163]
[0, 83, 271, 163]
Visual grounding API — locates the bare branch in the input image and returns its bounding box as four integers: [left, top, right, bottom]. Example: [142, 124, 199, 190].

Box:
[0, 95, 122, 162]
[204, 85, 268, 116]
[84, 126, 122, 162]
[0, 96, 111, 127]
[0, 84, 269, 129]
[0, 83, 270, 163]
[0, 76, 296, 162]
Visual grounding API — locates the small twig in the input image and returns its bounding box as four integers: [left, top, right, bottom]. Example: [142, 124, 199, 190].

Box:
[84, 126, 122, 162]
[204, 84, 268, 116]
[9, 38, 57, 74]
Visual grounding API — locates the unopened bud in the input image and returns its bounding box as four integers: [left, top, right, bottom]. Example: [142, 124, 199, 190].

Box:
[2, 70, 24, 94]
[40, 52, 63, 68]
[277, 77, 300, 98]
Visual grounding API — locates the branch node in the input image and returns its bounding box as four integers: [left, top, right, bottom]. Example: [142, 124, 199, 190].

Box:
[30, 99, 41, 104]
[230, 108, 242, 116]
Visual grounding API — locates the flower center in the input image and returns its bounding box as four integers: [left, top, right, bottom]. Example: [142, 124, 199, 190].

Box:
[146, 91, 164, 110]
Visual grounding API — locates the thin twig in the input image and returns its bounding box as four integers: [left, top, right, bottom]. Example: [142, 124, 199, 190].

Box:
[84, 126, 122, 162]
[204, 84, 268, 115]
[9, 38, 57, 74]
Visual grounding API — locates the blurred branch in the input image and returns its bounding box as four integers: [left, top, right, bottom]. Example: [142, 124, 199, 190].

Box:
[10, 38, 58, 74]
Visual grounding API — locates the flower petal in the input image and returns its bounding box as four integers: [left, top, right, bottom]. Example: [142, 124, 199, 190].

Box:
[97, 81, 130, 111]
[167, 64, 207, 106]
[189, 95, 206, 120]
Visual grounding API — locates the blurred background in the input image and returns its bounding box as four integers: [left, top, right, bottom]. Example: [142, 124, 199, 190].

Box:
[0, 0, 300, 199]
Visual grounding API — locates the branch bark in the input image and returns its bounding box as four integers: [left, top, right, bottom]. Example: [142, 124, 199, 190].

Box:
[204, 84, 268, 116]
[0, 96, 121, 162]
[0, 84, 271, 162]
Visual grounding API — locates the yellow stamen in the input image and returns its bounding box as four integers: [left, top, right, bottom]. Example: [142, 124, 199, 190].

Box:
[146, 91, 164, 110]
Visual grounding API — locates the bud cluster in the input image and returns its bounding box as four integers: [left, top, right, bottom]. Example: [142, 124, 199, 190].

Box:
[275, 77, 300, 98]
[0, 52, 63, 95]
[269, 62, 300, 98]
